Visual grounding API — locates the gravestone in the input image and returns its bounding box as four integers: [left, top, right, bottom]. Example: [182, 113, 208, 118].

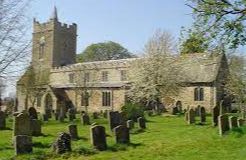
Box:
[171, 106, 179, 115]
[90, 125, 107, 151]
[237, 118, 244, 127]
[212, 105, 220, 126]
[229, 116, 238, 129]
[108, 111, 121, 130]
[42, 114, 48, 121]
[68, 108, 75, 121]
[53, 132, 72, 154]
[0, 111, 6, 130]
[187, 109, 195, 124]
[28, 107, 38, 120]
[114, 125, 130, 144]
[127, 120, 134, 129]
[184, 111, 188, 122]
[195, 105, 201, 116]
[68, 124, 78, 140]
[14, 135, 32, 155]
[81, 113, 90, 125]
[218, 114, 229, 135]
[137, 117, 146, 129]
[92, 112, 99, 119]
[199, 107, 206, 123]
[30, 119, 42, 136]
[14, 113, 31, 136]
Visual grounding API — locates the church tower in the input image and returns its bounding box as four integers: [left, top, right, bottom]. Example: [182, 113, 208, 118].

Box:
[32, 7, 77, 72]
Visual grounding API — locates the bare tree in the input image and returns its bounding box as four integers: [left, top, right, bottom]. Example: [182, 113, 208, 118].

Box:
[128, 30, 184, 105]
[0, 0, 32, 80]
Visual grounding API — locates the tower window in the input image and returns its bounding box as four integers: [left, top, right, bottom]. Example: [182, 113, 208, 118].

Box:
[39, 36, 45, 59]
[102, 91, 111, 106]
[120, 70, 127, 81]
[69, 73, 75, 83]
[194, 87, 204, 101]
[102, 71, 108, 82]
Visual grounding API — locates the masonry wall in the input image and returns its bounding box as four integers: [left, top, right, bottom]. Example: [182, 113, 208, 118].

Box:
[172, 85, 216, 112]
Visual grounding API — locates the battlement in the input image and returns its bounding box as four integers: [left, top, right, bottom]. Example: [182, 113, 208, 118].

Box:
[33, 18, 76, 33]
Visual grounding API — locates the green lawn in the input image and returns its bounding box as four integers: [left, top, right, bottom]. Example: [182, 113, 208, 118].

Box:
[1, 114, 246, 160]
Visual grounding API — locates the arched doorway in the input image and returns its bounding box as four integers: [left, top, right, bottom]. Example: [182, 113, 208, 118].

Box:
[45, 93, 53, 118]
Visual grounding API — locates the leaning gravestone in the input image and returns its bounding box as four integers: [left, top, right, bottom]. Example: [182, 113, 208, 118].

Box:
[127, 120, 134, 130]
[53, 132, 72, 154]
[68, 124, 78, 140]
[187, 109, 195, 124]
[90, 125, 107, 151]
[199, 107, 206, 123]
[237, 118, 244, 127]
[114, 125, 130, 144]
[229, 116, 238, 129]
[108, 111, 121, 130]
[14, 113, 31, 136]
[81, 113, 90, 125]
[218, 114, 229, 135]
[30, 119, 42, 136]
[212, 105, 220, 126]
[0, 111, 6, 130]
[28, 107, 38, 120]
[14, 135, 32, 155]
[137, 117, 146, 129]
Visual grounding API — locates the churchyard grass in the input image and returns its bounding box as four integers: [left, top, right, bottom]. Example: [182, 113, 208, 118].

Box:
[1, 114, 246, 160]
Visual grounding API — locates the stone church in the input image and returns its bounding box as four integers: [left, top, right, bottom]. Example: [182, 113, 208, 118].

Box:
[16, 8, 229, 114]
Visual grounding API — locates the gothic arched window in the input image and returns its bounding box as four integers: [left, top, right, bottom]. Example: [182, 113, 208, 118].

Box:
[194, 87, 204, 101]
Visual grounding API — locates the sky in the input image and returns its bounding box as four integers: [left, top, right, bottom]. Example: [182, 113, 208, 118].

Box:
[3, 0, 196, 97]
[30, 0, 193, 54]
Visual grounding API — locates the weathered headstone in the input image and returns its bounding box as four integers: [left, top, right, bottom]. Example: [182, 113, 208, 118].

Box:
[68, 124, 78, 140]
[137, 117, 146, 129]
[229, 116, 238, 129]
[127, 120, 134, 129]
[199, 107, 206, 123]
[28, 107, 38, 120]
[187, 109, 195, 124]
[14, 113, 31, 136]
[218, 114, 229, 135]
[30, 119, 42, 136]
[195, 105, 201, 116]
[68, 108, 76, 121]
[90, 125, 107, 151]
[171, 106, 179, 115]
[92, 112, 99, 119]
[108, 111, 121, 130]
[212, 105, 220, 126]
[237, 118, 244, 127]
[42, 114, 48, 122]
[53, 132, 72, 154]
[0, 111, 6, 130]
[14, 135, 32, 155]
[81, 113, 90, 125]
[114, 125, 130, 144]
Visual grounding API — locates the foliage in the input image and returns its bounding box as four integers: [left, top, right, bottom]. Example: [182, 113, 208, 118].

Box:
[186, 0, 246, 49]
[179, 28, 209, 54]
[77, 41, 135, 62]
[128, 30, 184, 103]
[225, 54, 246, 117]
[121, 102, 144, 121]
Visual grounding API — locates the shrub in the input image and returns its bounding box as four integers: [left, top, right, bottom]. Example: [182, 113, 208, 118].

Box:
[121, 103, 144, 121]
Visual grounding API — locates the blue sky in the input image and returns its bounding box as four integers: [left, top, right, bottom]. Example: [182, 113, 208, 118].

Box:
[30, 0, 193, 54]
